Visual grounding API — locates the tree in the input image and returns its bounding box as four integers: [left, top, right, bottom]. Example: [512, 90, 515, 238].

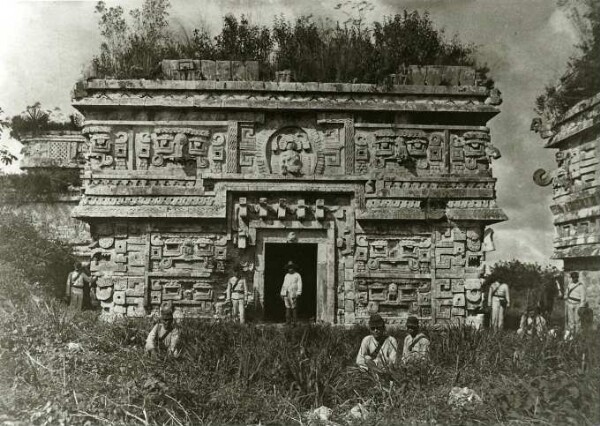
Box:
[536, 0, 600, 121]
[0, 107, 17, 167]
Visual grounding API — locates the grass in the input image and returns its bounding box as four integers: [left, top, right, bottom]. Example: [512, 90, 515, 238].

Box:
[1, 262, 599, 425]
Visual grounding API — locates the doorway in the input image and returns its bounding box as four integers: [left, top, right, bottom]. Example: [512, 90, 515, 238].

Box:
[264, 243, 317, 322]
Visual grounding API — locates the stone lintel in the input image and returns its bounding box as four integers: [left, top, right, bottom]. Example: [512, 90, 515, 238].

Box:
[356, 207, 507, 223]
[554, 233, 600, 248]
[553, 205, 600, 225]
[78, 79, 490, 96]
[553, 244, 600, 259]
[72, 206, 226, 219]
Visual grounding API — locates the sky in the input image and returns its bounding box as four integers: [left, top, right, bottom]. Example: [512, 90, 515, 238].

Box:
[0, 0, 583, 266]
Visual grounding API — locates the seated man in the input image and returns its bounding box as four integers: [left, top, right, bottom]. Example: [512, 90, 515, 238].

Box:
[517, 306, 547, 338]
[402, 316, 430, 364]
[145, 302, 181, 357]
[356, 314, 398, 370]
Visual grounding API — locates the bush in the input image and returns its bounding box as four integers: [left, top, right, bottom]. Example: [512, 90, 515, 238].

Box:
[0, 213, 76, 298]
[0, 169, 81, 204]
[92, 0, 492, 85]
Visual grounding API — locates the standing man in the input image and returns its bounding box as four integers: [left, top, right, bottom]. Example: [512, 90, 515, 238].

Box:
[226, 265, 248, 324]
[540, 269, 560, 320]
[145, 302, 181, 357]
[402, 316, 430, 363]
[488, 279, 510, 330]
[66, 262, 96, 310]
[280, 261, 302, 325]
[356, 314, 398, 370]
[565, 271, 586, 337]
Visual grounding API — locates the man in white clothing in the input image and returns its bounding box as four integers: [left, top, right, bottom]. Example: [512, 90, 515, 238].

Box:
[356, 314, 398, 370]
[226, 265, 248, 324]
[402, 316, 430, 364]
[488, 279, 510, 330]
[280, 261, 302, 325]
[565, 271, 586, 336]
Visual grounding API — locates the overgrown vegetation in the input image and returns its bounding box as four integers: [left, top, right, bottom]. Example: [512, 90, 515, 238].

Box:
[0, 263, 598, 425]
[536, 0, 600, 121]
[0, 169, 81, 204]
[0, 219, 594, 424]
[8, 102, 80, 142]
[92, 0, 491, 84]
[0, 213, 76, 298]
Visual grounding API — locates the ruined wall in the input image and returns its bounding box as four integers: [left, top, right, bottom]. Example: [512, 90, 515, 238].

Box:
[533, 93, 600, 324]
[72, 63, 505, 324]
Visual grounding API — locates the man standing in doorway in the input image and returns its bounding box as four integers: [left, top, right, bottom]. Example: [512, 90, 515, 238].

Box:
[226, 265, 248, 324]
[565, 271, 586, 337]
[488, 279, 510, 330]
[280, 261, 302, 325]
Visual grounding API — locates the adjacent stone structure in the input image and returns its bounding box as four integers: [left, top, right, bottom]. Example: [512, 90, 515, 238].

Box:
[72, 60, 506, 324]
[20, 130, 87, 170]
[533, 93, 600, 323]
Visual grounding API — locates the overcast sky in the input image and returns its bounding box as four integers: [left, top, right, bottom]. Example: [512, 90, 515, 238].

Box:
[0, 0, 582, 266]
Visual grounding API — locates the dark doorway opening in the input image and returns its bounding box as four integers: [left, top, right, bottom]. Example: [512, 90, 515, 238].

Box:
[264, 243, 317, 322]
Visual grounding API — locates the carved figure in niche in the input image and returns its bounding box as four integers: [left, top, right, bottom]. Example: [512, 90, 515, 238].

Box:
[269, 126, 313, 176]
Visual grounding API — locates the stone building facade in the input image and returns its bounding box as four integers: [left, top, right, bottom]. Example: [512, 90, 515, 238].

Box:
[0, 131, 89, 256]
[533, 93, 600, 322]
[72, 61, 506, 325]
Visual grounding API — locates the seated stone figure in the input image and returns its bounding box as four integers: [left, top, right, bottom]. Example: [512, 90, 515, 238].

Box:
[402, 316, 430, 364]
[145, 302, 181, 357]
[356, 314, 398, 370]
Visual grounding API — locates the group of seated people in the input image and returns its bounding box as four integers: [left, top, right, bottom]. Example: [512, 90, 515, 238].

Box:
[145, 303, 430, 369]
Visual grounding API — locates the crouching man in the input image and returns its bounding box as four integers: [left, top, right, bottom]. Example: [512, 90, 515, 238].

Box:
[145, 302, 181, 357]
[356, 314, 398, 370]
[402, 316, 430, 364]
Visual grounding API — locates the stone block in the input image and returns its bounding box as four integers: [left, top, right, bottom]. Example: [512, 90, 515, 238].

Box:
[127, 305, 145, 317]
[459, 68, 476, 86]
[216, 61, 231, 81]
[114, 277, 127, 291]
[345, 299, 355, 313]
[201, 60, 216, 80]
[345, 269, 354, 281]
[126, 277, 145, 296]
[151, 290, 162, 304]
[113, 305, 127, 315]
[113, 291, 125, 305]
[96, 287, 113, 301]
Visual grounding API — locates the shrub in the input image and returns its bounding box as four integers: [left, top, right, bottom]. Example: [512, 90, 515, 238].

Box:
[92, 0, 493, 85]
[0, 213, 76, 298]
[0, 169, 81, 204]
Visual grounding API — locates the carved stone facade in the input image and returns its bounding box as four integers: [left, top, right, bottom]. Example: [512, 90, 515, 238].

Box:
[19, 131, 87, 169]
[72, 62, 506, 325]
[533, 93, 600, 323]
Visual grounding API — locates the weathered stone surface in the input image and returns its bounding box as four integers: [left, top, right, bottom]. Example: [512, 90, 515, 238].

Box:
[69, 68, 504, 324]
[533, 92, 600, 325]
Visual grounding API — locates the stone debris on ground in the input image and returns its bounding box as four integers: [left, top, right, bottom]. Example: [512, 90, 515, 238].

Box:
[66, 342, 83, 352]
[447, 387, 482, 408]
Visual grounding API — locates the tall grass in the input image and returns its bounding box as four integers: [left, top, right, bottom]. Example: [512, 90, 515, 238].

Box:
[1, 264, 599, 425]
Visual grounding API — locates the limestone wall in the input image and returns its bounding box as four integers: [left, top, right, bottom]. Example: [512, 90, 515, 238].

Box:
[72, 62, 505, 324]
[534, 93, 600, 324]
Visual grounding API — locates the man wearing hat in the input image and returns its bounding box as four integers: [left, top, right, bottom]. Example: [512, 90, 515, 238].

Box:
[564, 271, 586, 337]
[488, 278, 510, 330]
[356, 314, 398, 370]
[66, 262, 97, 310]
[517, 305, 547, 338]
[402, 316, 430, 364]
[226, 265, 248, 324]
[145, 302, 181, 357]
[280, 260, 303, 325]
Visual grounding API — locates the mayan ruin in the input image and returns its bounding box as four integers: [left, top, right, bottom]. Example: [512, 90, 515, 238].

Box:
[66, 61, 505, 324]
[1, 1, 598, 424]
